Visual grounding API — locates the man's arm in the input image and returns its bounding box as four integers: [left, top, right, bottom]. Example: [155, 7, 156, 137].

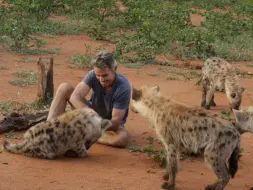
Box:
[69, 81, 91, 109]
[107, 108, 126, 131]
[107, 86, 131, 131]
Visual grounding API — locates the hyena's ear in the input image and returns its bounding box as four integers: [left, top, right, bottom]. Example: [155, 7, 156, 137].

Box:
[241, 87, 245, 94]
[232, 109, 248, 123]
[132, 87, 142, 101]
[101, 119, 112, 130]
[150, 85, 160, 94]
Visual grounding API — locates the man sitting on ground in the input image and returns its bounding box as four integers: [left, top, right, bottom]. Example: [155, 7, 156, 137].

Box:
[47, 50, 131, 148]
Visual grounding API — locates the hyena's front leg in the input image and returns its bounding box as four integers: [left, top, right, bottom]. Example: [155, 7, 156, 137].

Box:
[210, 94, 216, 107]
[161, 144, 179, 190]
[201, 78, 208, 107]
[204, 84, 215, 110]
[74, 143, 88, 158]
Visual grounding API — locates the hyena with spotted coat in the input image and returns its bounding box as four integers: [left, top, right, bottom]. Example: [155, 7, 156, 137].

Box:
[131, 85, 241, 190]
[3, 107, 111, 159]
[201, 57, 244, 110]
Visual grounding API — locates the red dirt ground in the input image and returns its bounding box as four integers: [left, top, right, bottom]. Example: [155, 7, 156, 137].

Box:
[1, 18, 253, 190]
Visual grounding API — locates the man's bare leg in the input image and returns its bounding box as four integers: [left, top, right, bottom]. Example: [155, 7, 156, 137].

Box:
[97, 127, 129, 148]
[47, 83, 75, 121]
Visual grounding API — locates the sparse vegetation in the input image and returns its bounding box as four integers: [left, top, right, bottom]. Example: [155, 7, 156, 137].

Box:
[0, 146, 3, 153]
[0, 100, 48, 115]
[5, 130, 21, 139]
[69, 54, 93, 68]
[128, 144, 167, 168]
[0, 0, 253, 62]
[9, 70, 38, 87]
[246, 63, 253, 67]
[220, 111, 232, 121]
[0, 66, 8, 70]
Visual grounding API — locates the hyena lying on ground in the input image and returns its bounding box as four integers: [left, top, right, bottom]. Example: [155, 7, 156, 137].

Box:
[201, 57, 245, 110]
[131, 85, 241, 190]
[3, 107, 111, 159]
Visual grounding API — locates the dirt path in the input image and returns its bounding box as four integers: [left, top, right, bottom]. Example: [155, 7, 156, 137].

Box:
[0, 33, 253, 190]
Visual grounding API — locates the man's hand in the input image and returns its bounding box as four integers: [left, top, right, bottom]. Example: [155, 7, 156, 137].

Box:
[107, 108, 126, 131]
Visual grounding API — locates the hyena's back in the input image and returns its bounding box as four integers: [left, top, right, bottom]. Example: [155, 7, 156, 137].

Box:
[202, 57, 231, 90]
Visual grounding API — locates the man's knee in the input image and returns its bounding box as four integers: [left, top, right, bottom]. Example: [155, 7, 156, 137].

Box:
[56, 83, 74, 97]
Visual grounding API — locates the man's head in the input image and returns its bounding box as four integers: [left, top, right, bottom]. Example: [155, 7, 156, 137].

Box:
[91, 50, 117, 88]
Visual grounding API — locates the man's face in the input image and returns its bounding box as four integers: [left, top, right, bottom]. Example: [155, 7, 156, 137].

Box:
[94, 67, 116, 88]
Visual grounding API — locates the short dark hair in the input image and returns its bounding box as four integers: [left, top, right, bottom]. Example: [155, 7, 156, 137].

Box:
[91, 50, 117, 70]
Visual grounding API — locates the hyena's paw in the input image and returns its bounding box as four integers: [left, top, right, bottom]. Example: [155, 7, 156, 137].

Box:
[64, 150, 78, 157]
[210, 101, 216, 107]
[204, 104, 210, 110]
[201, 101, 206, 107]
[131, 106, 138, 113]
[163, 173, 169, 181]
[77, 149, 88, 158]
[161, 182, 175, 190]
[205, 183, 217, 190]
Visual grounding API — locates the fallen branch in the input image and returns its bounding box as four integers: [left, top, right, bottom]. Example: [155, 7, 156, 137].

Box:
[0, 110, 48, 134]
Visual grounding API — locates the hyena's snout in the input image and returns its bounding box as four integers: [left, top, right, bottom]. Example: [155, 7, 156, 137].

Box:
[231, 102, 241, 110]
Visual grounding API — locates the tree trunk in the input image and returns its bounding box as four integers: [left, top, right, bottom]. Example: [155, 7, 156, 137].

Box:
[37, 56, 54, 103]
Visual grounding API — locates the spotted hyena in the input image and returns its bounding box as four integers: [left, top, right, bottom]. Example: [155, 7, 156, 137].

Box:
[3, 107, 111, 159]
[131, 85, 241, 190]
[201, 57, 245, 110]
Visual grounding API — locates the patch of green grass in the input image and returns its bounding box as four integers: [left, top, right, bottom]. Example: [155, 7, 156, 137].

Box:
[0, 147, 3, 153]
[246, 63, 253, 67]
[0, 99, 49, 115]
[146, 136, 155, 144]
[5, 130, 21, 139]
[158, 67, 201, 81]
[147, 72, 160, 77]
[124, 62, 145, 69]
[18, 58, 37, 63]
[166, 75, 180, 80]
[17, 48, 60, 55]
[0, 66, 8, 70]
[33, 19, 90, 35]
[9, 70, 38, 87]
[128, 145, 167, 168]
[68, 54, 93, 68]
[220, 111, 232, 121]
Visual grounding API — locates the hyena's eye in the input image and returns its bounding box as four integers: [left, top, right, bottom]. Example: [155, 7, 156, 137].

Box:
[231, 93, 236, 98]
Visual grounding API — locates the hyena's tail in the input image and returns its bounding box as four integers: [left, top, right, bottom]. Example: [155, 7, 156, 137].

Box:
[3, 140, 28, 154]
[228, 142, 241, 178]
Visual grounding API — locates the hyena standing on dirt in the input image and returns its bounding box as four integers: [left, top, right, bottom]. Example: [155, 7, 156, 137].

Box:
[201, 57, 245, 110]
[3, 107, 111, 159]
[131, 85, 241, 190]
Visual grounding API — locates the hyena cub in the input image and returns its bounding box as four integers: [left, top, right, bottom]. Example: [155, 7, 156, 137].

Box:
[3, 107, 111, 159]
[131, 85, 241, 190]
[201, 57, 244, 110]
